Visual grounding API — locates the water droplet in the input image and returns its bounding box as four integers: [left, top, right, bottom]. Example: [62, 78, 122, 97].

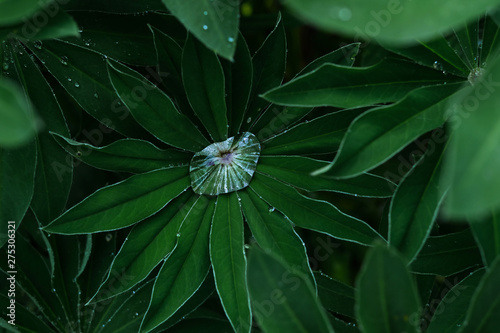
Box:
[433, 61, 443, 71]
[2, 63, 8, 70]
[105, 233, 112, 241]
[74, 82, 80, 88]
[94, 93, 99, 99]
[135, 312, 139, 316]
[176, 232, 181, 237]
[33, 40, 43, 49]
[203, 25, 208, 30]
[246, 117, 252, 123]
[84, 41, 90, 47]
[203, 11, 208, 15]
[51, 288, 56, 293]
[228, 37, 235, 43]
[338, 7, 352, 21]
[244, 244, 250, 249]
[268, 206, 275, 213]
[60, 56, 68, 65]
[67, 78, 72, 82]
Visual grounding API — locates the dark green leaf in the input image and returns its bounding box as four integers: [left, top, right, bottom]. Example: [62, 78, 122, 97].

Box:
[182, 33, 228, 142]
[443, 58, 500, 218]
[470, 209, 500, 267]
[389, 139, 449, 262]
[297, 43, 360, 76]
[162, 0, 239, 60]
[0, 79, 38, 147]
[247, 247, 333, 333]
[242, 14, 286, 132]
[458, 256, 500, 332]
[263, 59, 462, 108]
[427, 269, 485, 333]
[222, 33, 253, 136]
[317, 83, 463, 178]
[315, 272, 356, 318]
[52, 133, 191, 174]
[251, 105, 313, 142]
[27, 39, 146, 137]
[411, 229, 483, 276]
[108, 60, 209, 151]
[141, 196, 215, 332]
[250, 172, 383, 246]
[280, 0, 500, 45]
[0, 292, 53, 333]
[356, 243, 421, 333]
[43, 167, 191, 234]
[0, 143, 36, 247]
[62, 12, 182, 66]
[0, 0, 52, 26]
[92, 191, 195, 302]
[210, 193, 251, 333]
[260, 109, 363, 155]
[7, 43, 72, 225]
[21, 10, 79, 40]
[238, 188, 314, 280]
[63, 0, 165, 13]
[257, 156, 394, 198]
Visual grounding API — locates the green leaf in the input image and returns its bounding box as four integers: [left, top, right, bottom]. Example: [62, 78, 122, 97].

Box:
[250, 172, 383, 246]
[296, 43, 360, 76]
[470, 209, 500, 267]
[0, 293, 53, 333]
[162, 0, 239, 60]
[443, 58, 500, 218]
[263, 59, 462, 109]
[317, 83, 463, 178]
[356, 243, 421, 333]
[280, 0, 500, 45]
[62, 12, 181, 66]
[247, 247, 333, 333]
[43, 167, 191, 234]
[238, 188, 314, 280]
[410, 229, 483, 276]
[0, 0, 52, 25]
[242, 14, 286, 132]
[141, 196, 215, 332]
[27, 39, 147, 137]
[52, 133, 191, 174]
[182, 33, 228, 142]
[458, 256, 500, 332]
[91, 191, 195, 302]
[6, 43, 72, 225]
[0, 79, 38, 147]
[222, 33, 253, 136]
[315, 272, 356, 318]
[389, 139, 449, 262]
[257, 156, 394, 198]
[210, 193, 251, 333]
[427, 269, 485, 333]
[260, 109, 363, 155]
[21, 10, 80, 40]
[108, 60, 209, 151]
[0, 143, 36, 247]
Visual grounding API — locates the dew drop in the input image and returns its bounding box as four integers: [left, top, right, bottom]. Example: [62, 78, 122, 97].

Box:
[433, 61, 443, 71]
[94, 93, 99, 99]
[176, 232, 181, 237]
[246, 117, 252, 123]
[244, 244, 250, 249]
[203, 25, 208, 30]
[203, 11, 208, 15]
[60, 56, 68, 65]
[105, 233, 113, 242]
[74, 82, 80, 88]
[67, 78, 72, 82]
[268, 206, 275, 213]
[338, 7, 352, 21]
[2, 62, 8, 70]
[33, 40, 43, 49]
[228, 37, 235, 43]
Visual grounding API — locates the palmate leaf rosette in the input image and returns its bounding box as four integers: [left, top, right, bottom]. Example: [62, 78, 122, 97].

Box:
[40, 19, 391, 333]
[190, 132, 260, 196]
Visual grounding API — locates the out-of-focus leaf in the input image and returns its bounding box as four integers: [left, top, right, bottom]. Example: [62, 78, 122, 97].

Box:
[0, 0, 52, 26]
[63, 0, 165, 13]
[470, 209, 500, 267]
[43, 167, 191, 234]
[162, 0, 239, 60]
[248, 247, 333, 333]
[280, 0, 500, 45]
[356, 243, 421, 333]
